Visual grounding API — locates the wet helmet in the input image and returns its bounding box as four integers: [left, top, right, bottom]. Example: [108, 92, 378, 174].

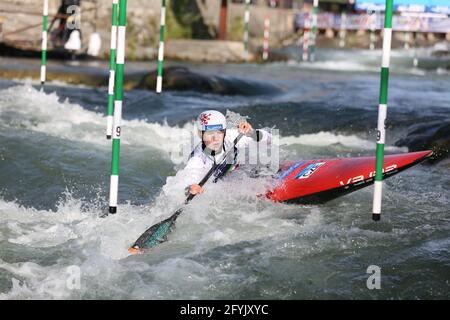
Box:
[197, 110, 227, 131]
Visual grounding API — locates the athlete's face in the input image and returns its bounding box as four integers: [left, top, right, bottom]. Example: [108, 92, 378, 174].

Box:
[202, 130, 225, 152]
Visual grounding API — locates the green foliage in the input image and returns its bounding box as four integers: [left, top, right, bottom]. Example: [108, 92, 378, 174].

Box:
[146, 15, 160, 46]
[168, 0, 214, 39]
[166, 1, 192, 39]
[171, 0, 202, 26]
[125, 19, 138, 60]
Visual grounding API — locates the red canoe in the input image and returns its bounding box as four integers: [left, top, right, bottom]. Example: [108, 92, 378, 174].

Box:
[266, 150, 432, 204]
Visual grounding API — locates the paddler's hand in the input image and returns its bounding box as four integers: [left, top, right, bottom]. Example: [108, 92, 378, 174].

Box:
[189, 184, 204, 195]
[238, 121, 253, 135]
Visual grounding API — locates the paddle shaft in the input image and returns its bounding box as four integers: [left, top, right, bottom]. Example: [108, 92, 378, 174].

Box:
[130, 133, 243, 250]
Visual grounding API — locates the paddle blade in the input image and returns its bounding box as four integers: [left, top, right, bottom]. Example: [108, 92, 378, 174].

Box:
[128, 216, 176, 254]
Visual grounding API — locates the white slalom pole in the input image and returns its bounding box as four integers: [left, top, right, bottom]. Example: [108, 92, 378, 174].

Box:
[262, 16, 270, 61]
[40, 0, 49, 85]
[156, 0, 166, 94]
[106, 0, 118, 139]
[108, 0, 128, 215]
[309, 0, 319, 62]
[243, 0, 251, 56]
[370, 11, 377, 50]
[339, 12, 347, 48]
[372, 0, 393, 221]
[302, 12, 310, 61]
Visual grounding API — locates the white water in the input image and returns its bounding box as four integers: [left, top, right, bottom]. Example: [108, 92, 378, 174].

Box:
[0, 85, 402, 158]
[1, 62, 448, 299]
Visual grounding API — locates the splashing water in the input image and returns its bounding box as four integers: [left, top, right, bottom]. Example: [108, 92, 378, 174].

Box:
[0, 56, 449, 299]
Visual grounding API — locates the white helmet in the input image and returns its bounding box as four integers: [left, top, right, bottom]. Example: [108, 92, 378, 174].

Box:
[197, 110, 227, 131]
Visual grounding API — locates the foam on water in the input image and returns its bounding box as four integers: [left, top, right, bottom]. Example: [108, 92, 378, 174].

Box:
[0, 84, 401, 166]
[0, 196, 158, 298]
[280, 131, 406, 151]
[1, 167, 448, 299]
[0, 68, 448, 299]
[0, 84, 197, 156]
[295, 60, 379, 73]
[0, 174, 313, 299]
[284, 47, 446, 76]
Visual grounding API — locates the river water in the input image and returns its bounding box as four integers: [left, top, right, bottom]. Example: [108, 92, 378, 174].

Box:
[0, 48, 449, 299]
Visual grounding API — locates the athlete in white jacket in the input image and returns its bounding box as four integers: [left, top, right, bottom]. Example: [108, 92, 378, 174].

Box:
[162, 110, 272, 198]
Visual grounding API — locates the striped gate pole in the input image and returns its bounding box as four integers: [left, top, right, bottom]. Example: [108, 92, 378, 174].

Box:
[109, 0, 128, 215]
[339, 12, 347, 48]
[243, 0, 251, 56]
[309, 0, 319, 62]
[262, 16, 270, 61]
[370, 11, 377, 50]
[40, 0, 48, 85]
[412, 18, 418, 67]
[302, 12, 310, 62]
[372, 0, 393, 221]
[106, 0, 119, 139]
[156, 0, 166, 94]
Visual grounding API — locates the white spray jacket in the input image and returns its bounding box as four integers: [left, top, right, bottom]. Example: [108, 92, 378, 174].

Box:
[162, 128, 272, 199]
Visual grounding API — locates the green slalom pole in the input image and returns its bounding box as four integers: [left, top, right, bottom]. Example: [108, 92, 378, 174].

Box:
[40, 0, 48, 85]
[106, 0, 119, 139]
[309, 0, 319, 62]
[156, 0, 166, 94]
[243, 0, 250, 55]
[373, 0, 393, 221]
[109, 0, 127, 215]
